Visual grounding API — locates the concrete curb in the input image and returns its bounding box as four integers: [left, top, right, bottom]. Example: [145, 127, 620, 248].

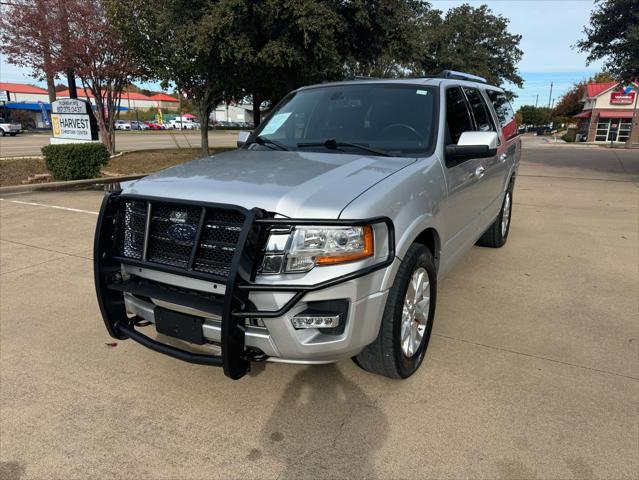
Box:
[0, 155, 44, 161]
[0, 174, 145, 195]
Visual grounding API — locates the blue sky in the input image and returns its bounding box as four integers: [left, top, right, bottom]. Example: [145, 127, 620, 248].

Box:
[431, 0, 603, 110]
[1, 0, 603, 111]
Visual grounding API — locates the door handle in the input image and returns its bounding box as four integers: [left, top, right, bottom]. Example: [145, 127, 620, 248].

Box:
[475, 166, 486, 178]
[499, 153, 507, 163]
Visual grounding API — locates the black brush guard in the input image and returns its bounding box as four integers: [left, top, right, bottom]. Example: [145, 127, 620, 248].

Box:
[94, 192, 395, 379]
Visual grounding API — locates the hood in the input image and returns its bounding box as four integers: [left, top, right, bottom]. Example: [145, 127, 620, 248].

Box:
[124, 149, 416, 218]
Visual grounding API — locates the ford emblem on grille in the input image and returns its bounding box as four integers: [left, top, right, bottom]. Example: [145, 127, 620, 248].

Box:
[169, 210, 188, 224]
[168, 223, 197, 242]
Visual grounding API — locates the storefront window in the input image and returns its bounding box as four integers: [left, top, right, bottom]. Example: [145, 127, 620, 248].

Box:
[594, 118, 633, 142]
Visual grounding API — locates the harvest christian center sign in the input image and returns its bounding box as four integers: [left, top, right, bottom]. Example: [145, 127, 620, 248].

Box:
[51, 99, 98, 141]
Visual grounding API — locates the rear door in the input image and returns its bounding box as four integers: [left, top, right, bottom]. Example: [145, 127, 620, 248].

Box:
[462, 86, 507, 227]
[439, 86, 487, 271]
[487, 90, 520, 167]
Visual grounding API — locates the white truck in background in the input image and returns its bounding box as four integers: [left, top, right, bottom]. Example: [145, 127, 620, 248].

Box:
[0, 116, 22, 136]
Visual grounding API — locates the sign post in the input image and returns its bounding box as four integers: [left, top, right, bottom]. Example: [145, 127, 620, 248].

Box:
[50, 98, 99, 143]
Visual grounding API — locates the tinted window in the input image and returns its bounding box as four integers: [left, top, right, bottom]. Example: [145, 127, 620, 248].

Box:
[487, 90, 515, 127]
[445, 87, 473, 144]
[253, 84, 437, 157]
[463, 87, 495, 132]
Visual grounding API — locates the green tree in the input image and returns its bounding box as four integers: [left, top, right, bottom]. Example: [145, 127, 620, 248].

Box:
[106, 0, 228, 154]
[577, 0, 639, 81]
[341, 0, 435, 78]
[417, 4, 524, 89]
[518, 106, 553, 127]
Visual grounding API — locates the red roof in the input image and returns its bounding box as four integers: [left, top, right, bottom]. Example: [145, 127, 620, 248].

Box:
[586, 82, 618, 98]
[599, 110, 634, 119]
[121, 91, 152, 101]
[0, 82, 48, 94]
[57, 88, 94, 98]
[57, 90, 152, 101]
[574, 110, 592, 119]
[150, 93, 178, 102]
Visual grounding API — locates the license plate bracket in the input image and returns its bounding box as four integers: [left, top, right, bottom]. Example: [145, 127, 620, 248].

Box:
[155, 307, 205, 345]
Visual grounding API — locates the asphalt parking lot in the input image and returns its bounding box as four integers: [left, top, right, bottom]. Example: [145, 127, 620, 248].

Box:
[1, 143, 637, 479]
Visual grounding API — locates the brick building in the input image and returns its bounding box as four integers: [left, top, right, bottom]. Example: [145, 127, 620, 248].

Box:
[575, 82, 639, 144]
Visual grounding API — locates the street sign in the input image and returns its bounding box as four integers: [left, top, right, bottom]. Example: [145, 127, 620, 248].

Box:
[0, 90, 9, 102]
[51, 98, 91, 114]
[50, 98, 98, 141]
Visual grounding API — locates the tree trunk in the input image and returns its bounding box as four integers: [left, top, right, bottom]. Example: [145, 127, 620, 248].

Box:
[42, 48, 56, 104]
[253, 93, 261, 127]
[198, 100, 212, 156]
[45, 70, 56, 104]
[66, 69, 78, 99]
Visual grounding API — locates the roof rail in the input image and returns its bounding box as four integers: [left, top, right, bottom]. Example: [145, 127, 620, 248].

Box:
[345, 75, 379, 81]
[437, 70, 487, 83]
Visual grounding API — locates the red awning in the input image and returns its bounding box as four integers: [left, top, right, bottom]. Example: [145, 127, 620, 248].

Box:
[574, 111, 592, 118]
[599, 110, 634, 119]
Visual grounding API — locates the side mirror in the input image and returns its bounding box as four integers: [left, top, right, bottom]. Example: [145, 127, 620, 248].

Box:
[237, 131, 251, 148]
[445, 131, 498, 164]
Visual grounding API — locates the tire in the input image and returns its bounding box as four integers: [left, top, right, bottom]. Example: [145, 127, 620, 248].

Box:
[476, 179, 514, 248]
[354, 243, 437, 379]
[0, 129, 5, 137]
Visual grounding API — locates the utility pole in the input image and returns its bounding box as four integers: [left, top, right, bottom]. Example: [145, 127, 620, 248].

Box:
[548, 82, 553, 108]
[535, 94, 539, 107]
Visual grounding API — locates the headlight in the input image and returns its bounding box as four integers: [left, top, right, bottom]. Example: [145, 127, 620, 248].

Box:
[261, 225, 374, 274]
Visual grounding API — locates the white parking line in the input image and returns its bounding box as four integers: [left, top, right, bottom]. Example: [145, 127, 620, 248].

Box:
[0, 198, 99, 215]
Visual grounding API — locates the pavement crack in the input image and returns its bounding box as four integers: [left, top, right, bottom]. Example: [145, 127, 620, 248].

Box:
[433, 333, 639, 381]
[0, 238, 91, 262]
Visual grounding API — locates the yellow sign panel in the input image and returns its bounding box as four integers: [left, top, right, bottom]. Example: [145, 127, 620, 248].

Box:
[51, 114, 61, 137]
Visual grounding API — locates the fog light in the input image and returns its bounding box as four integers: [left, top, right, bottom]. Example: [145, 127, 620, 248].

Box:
[291, 314, 341, 329]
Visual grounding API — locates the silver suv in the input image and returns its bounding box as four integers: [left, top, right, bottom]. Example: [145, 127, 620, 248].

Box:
[94, 71, 520, 380]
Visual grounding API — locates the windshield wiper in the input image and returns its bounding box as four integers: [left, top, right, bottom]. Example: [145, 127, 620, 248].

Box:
[297, 139, 391, 157]
[251, 135, 290, 151]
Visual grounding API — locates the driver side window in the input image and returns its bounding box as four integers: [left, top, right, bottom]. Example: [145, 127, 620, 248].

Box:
[446, 87, 473, 145]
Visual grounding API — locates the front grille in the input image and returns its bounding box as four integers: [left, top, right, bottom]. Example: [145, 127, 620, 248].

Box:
[114, 198, 246, 278]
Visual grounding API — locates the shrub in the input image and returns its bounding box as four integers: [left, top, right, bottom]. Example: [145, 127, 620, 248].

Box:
[41, 143, 110, 181]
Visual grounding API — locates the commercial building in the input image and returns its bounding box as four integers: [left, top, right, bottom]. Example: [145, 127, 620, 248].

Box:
[0, 82, 180, 128]
[0, 83, 52, 128]
[574, 82, 638, 144]
[149, 93, 179, 111]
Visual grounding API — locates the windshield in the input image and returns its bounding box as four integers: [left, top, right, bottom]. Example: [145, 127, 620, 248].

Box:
[250, 84, 437, 157]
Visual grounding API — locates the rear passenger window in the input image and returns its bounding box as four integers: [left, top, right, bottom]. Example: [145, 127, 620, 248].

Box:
[487, 90, 515, 128]
[446, 87, 473, 144]
[463, 87, 495, 132]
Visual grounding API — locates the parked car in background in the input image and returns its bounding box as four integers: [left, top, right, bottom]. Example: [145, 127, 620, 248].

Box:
[144, 121, 163, 130]
[95, 71, 520, 381]
[0, 116, 21, 136]
[183, 121, 200, 130]
[114, 120, 131, 131]
[168, 116, 200, 129]
[130, 121, 150, 130]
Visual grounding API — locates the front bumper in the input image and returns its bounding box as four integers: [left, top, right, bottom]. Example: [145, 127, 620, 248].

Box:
[94, 192, 395, 379]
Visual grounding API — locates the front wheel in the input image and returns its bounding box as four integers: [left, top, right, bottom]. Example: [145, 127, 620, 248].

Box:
[354, 244, 437, 379]
[0, 129, 5, 137]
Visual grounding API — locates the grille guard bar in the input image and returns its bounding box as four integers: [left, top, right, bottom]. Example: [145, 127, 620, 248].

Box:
[94, 192, 396, 379]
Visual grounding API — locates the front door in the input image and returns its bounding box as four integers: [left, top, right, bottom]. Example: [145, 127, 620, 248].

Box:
[439, 86, 487, 275]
